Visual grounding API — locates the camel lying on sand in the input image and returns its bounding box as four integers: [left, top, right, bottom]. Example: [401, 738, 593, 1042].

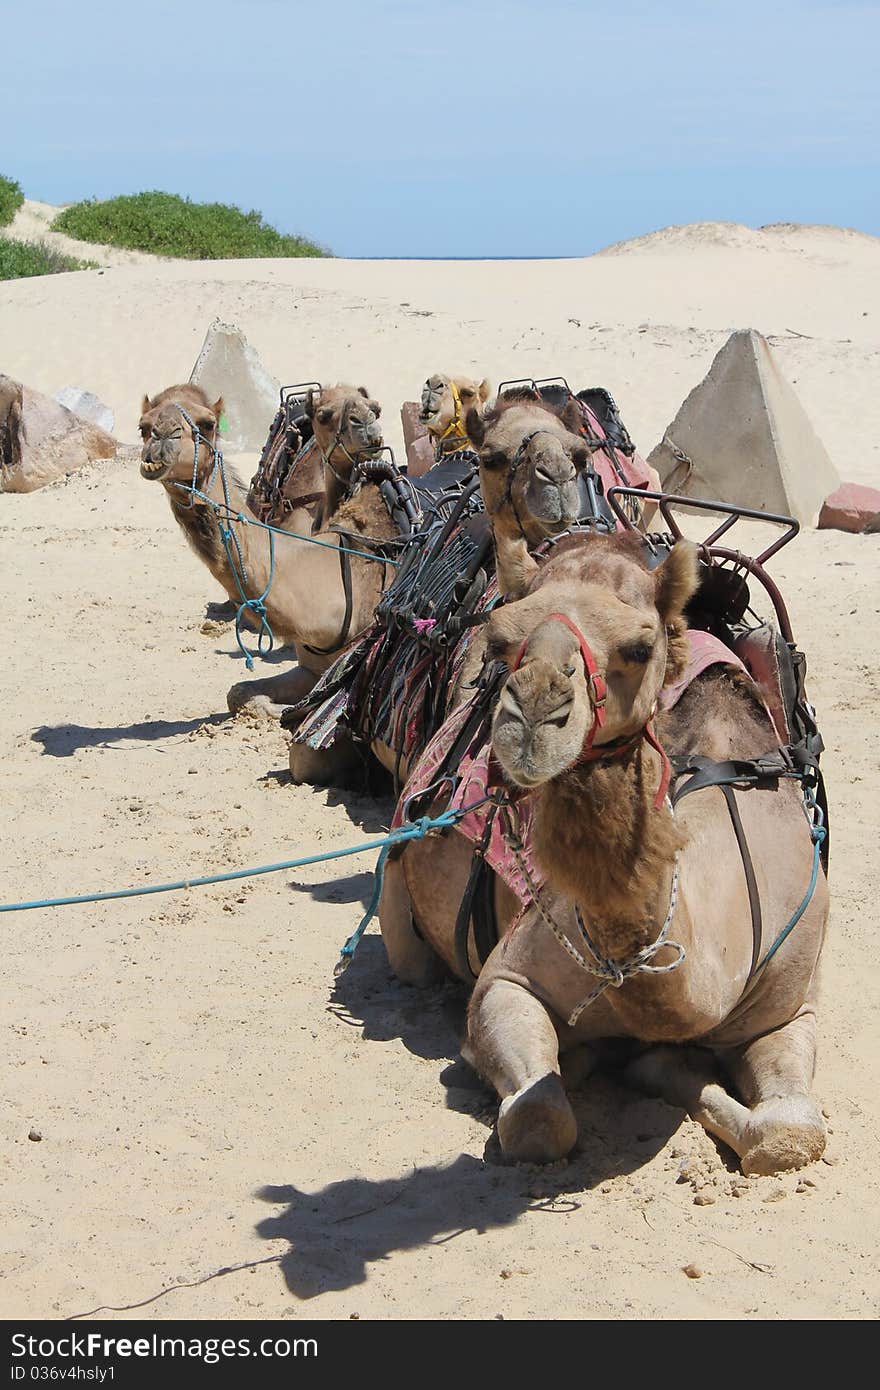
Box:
[419, 373, 492, 456]
[139, 384, 396, 712]
[380, 532, 828, 1176]
[247, 383, 383, 532]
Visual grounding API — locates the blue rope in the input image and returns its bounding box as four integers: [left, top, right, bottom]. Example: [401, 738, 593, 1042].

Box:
[0, 802, 487, 916]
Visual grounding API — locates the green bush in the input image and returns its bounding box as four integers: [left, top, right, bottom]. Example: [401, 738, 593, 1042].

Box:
[52, 191, 328, 259]
[0, 174, 24, 228]
[0, 238, 95, 280]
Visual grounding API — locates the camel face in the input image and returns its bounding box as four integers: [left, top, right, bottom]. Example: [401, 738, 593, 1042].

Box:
[470, 402, 586, 540]
[306, 385, 383, 465]
[488, 537, 698, 787]
[419, 373, 491, 442]
[139, 386, 223, 488]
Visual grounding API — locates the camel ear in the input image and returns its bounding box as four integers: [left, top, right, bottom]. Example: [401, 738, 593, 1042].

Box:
[141, 394, 153, 416]
[465, 407, 486, 447]
[212, 396, 224, 421]
[367, 399, 381, 418]
[654, 540, 700, 623]
[560, 398, 584, 434]
[358, 386, 371, 398]
[304, 389, 318, 419]
[478, 378, 492, 404]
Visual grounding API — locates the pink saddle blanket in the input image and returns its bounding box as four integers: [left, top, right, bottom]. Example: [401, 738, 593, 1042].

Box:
[392, 630, 750, 906]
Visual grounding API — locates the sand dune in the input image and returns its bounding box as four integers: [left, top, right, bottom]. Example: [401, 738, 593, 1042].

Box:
[1, 220, 878, 1321]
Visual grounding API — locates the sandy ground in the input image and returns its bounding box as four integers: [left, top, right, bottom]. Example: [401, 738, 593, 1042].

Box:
[1, 217, 879, 1321]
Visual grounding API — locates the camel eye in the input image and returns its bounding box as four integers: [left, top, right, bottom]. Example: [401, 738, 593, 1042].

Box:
[562, 661, 576, 677]
[620, 641, 652, 665]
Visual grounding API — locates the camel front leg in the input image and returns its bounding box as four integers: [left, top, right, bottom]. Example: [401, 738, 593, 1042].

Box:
[467, 978, 577, 1162]
[723, 1006, 826, 1176]
[227, 663, 317, 718]
[625, 1046, 754, 1159]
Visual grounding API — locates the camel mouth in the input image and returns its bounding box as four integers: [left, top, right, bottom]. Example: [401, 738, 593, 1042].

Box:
[140, 457, 173, 481]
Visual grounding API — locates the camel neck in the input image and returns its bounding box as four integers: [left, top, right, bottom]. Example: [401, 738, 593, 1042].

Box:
[532, 741, 684, 961]
[167, 465, 272, 599]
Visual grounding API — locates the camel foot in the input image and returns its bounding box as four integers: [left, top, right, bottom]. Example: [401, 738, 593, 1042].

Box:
[497, 1074, 577, 1163]
[740, 1097, 826, 1176]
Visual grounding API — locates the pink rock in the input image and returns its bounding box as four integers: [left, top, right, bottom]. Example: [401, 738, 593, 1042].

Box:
[818, 482, 880, 534]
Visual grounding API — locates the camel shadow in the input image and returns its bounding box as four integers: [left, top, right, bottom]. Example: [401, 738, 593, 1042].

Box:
[327, 936, 468, 1063]
[31, 712, 231, 757]
[255, 1080, 683, 1300]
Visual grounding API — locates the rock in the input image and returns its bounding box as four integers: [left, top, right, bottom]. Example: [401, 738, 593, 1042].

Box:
[648, 329, 839, 525]
[693, 1190, 716, 1206]
[0, 374, 117, 493]
[817, 482, 880, 534]
[682, 1263, 703, 1279]
[54, 387, 115, 434]
[190, 320, 279, 453]
[28, 1129, 42, 1142]
[400, 401, 435, 476]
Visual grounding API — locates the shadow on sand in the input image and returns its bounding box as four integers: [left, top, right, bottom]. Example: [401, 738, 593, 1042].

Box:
[254, 938, 685, 1299]
[32, 712, 231, 757]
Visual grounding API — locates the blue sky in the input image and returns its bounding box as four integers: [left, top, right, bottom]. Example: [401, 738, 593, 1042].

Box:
[4, 0, 879, 256]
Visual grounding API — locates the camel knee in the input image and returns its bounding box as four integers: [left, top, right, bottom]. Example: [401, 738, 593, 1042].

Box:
[740, 1096, 826, 1176]
[497, 1074, 577, 1164]
[288, 737, 360, 787]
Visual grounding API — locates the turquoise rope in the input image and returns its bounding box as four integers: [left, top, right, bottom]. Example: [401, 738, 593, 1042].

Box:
[0, 803, 487, 917]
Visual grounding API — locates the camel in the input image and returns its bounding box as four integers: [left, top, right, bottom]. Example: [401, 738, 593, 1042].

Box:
[139, 384, 397, 713]
[287, 392, 593, 786]
[246, 383, 384, 533]
[465, 392, 597, 597]
[379, 531, 828, 1176]
[419, 374, 492, 456]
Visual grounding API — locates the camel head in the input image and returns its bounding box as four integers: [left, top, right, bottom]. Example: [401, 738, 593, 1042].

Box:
[305, 383, 383, 482]
[486, 533, 699, 789]
[467, 397, 588, 546]
[139, 385, 224, 488]
[419, 373, 492, 451]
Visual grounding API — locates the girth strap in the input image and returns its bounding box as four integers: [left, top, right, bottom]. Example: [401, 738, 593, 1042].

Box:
[454, 803, 499, 980]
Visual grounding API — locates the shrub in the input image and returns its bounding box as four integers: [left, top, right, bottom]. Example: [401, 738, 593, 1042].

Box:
[0, 238, 95, 280]
[52, 191, 328, 259]
[0, 174, 24, 228]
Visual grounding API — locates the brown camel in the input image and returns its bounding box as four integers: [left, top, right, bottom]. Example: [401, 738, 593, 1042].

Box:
[139, 385, 396, 713]
[465, 393, 595, 597]
[287, 398, 593, 786]
[246, 384, 384, 533]
[379, 532, 828, 1176]
[419, 373, 492, 456]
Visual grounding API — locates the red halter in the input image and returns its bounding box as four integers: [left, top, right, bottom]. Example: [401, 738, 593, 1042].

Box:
[511, 611, 670, 810]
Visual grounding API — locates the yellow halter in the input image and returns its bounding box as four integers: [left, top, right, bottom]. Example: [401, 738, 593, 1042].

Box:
[435, 380, 471, 453]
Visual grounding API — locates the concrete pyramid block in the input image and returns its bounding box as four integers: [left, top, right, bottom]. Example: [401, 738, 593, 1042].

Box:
[189, 319, 279, 454]
[1, 374, 117, 493]
[648, 329, 840, 525]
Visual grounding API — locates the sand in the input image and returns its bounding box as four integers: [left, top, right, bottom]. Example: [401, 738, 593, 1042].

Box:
[1, 210, 879, 1321]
